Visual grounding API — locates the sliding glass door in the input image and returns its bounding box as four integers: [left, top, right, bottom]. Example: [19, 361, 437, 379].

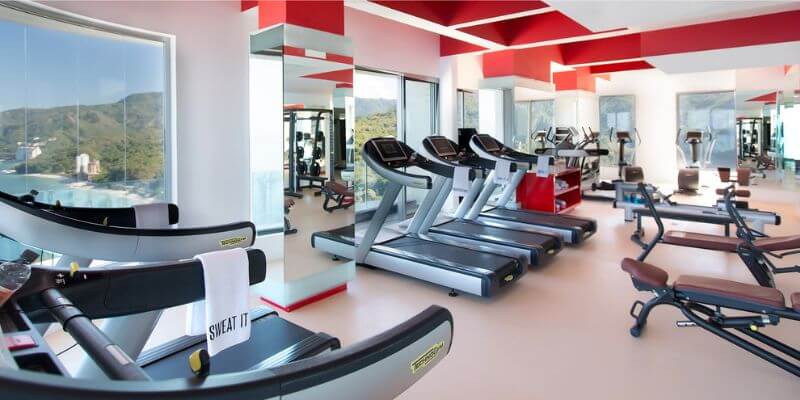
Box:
[353, 69, 438, 219]
[404, 78, 437, 214]
[354, 70, 400, 211]
[599, 95, 636, 168]
[677, 91, 736, 169]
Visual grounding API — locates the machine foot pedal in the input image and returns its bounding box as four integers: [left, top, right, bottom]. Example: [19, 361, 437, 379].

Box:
[629, 300, 645, 319]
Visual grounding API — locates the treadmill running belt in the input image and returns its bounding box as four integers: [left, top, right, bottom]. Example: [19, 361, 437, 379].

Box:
[141, 315, 324, 379]
[313, 224, 356, 245]
[483, 208, 595, 232]
[433, 220, 558, 249]
[377, 236, 518, 275]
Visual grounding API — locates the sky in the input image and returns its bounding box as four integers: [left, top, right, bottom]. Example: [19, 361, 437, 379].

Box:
[0, 19, 165, 112]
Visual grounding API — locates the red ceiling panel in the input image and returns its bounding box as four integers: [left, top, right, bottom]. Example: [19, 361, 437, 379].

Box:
[560, 34, 642, 66]
[746, 92, 778, 103]
[640, 10, 800, 57]
[459, 11, 594, 46]
[553, 67, 595, 92]
[302, 69, 354, 84]
[372, 1, 548, 26]
[483, 46, 562, 82]
[589, 61, 653, 74]
[440, 35, 488, 57]
[257, 0, 344, 33]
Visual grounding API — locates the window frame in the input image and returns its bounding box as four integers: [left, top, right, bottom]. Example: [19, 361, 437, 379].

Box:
[0, 1, 177, 203]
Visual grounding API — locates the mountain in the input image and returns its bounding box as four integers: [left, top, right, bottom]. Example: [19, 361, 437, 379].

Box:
[0, 92, 164, 183]
[355, 98, 396, 117]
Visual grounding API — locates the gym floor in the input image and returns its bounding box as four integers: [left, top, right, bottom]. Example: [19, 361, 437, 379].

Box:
[48, 177, 800, 398]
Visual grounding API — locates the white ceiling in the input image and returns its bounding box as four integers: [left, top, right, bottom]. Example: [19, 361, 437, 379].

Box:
[646, 41, 800, 74]
[549, 1, 800, 32]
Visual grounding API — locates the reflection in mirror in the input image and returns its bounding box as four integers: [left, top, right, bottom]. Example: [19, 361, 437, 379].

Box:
[249, 25, 355, 309]
[281, 33, 355, 295]
[734, 65, 800, 183]
[249, 43, 285, 273]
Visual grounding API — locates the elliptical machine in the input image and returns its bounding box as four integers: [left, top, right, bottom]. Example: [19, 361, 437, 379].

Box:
[591, 128, 643, 192]
[676, 129, 712, 194]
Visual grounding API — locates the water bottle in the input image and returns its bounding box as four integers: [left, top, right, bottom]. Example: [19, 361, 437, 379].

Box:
[0, 261, 31, 308]
[0, 261, 29, 371]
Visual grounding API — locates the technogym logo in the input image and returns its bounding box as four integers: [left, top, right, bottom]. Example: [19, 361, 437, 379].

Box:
[219, 236, 248, 247]
[410, 341, 444, 375]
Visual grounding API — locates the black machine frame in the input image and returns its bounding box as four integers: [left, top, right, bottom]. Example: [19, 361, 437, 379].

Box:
[624, 260, 800, 378]
[633, 183, 800, 288]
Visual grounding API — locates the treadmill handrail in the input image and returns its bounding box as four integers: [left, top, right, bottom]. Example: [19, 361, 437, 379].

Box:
[14, 249, 268, 320]
[422, 136, 515, 173]
[363, 150, 432, 189]
[0, 190, 250, 238]
[20, 194, 180, 227]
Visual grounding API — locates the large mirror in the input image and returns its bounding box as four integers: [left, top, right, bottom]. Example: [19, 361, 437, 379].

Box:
[249, 25, 355, 310]
[282, 45, 355, 281]
[734, 65, 800, 184]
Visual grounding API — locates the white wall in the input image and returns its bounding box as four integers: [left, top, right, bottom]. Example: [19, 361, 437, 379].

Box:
[44, 1, 258, 226]
[345, 7, 439, 77]
[596, 69, 735, 185]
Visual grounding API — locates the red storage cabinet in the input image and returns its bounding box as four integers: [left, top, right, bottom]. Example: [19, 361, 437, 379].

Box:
[516, 168, 582, 214]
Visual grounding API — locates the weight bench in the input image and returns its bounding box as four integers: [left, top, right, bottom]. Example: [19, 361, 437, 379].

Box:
[297, 175, 327, 196]
[321, 180, 353, 212]
[634, 183, 797, 288]
[622, 257, 800, 377]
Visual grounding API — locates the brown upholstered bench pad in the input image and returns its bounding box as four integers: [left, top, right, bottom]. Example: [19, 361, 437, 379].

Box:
[754, 235, 800, 252]
[715, 188, 750, 197]
[675, 275, 785, 309]
[621, 258, 668, 288]
[792, 293, 800, 312]
[663, 231, 741, 252]
[326, 181, 354, 196]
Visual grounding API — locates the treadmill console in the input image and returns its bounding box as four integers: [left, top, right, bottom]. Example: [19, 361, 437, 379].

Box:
[686, 131, 703, 142]
[475, 134, 502, 153]
[426, 136, 458, 158]
[370, 138, 409, 162]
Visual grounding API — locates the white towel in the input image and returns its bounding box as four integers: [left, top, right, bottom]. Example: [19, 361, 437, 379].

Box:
[452, 166, 471, 196]
[495, 159, 511, 185]
[133, 203, 171, 228]
[185, 248, 251, 356]
[536, 156, 551, 177]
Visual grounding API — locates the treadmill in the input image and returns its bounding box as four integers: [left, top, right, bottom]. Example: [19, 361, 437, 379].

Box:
[417, 135, 562, 266]
[313, 137, 525, 297]
[0, 189, 336, 378]
[459, 129, 598, 244]
[0, 250, 454, 398]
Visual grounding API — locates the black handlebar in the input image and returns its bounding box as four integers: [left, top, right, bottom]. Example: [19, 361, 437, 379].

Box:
[42, 288, 151, 381]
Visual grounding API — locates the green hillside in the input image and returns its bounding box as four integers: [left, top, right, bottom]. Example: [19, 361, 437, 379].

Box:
[0, 92, 164, 183]
[354, 109, 396, 203]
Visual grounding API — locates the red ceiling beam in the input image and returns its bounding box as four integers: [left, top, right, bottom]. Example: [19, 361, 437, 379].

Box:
[372, 1, 548, 26]
[254, 0, 344, 33]
[640, 10, 800, 57]
[560, 9, 800, 66]
[553, 67, 595, 92]
[746, 92, 778, 103]
[302, 69, 354, 84]
[589, 61, 654, 74]
[483, 46, 562, 82]
[459, 11, 594, 46]
[241, 0, 258, 11]
[560, 34, 642, 66]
